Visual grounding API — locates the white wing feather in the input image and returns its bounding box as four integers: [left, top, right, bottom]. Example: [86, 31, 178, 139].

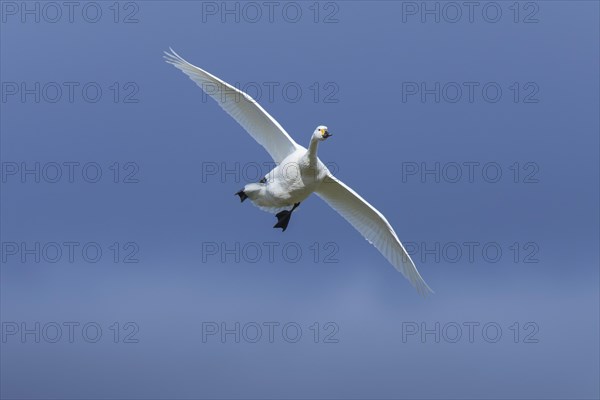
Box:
[316, 175, 432, 295]
[164, 49, 300, 163]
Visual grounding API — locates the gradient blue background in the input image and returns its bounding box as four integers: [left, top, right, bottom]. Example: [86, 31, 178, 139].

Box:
[1, 1, 599, 398]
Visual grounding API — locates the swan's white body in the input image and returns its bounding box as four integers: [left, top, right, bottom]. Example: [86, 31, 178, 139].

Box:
[165, 49, 432, 295]
[245, 144, 329, 213]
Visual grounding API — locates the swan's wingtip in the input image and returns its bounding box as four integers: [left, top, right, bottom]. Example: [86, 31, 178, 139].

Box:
[414, 279, 434, 297]
[163, 48, 183, 62]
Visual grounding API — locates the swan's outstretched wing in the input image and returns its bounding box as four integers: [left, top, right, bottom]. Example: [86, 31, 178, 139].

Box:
[316, 174, 432, 295]
[164, 49, 300, 163]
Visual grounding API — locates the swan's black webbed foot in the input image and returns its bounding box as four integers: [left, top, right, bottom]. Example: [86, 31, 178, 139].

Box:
[235, 190, 248, 202]
[259, 177, 267, 184]
[273, 203, 300, 232]
[273, 210, 292, 232]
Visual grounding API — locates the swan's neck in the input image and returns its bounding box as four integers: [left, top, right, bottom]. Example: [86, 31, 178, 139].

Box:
[306, 136, 320, 165]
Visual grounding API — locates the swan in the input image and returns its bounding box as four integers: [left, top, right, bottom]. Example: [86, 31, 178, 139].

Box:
[164, 49, 432, 295]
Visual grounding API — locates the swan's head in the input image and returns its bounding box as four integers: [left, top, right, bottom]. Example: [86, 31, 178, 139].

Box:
[313, 125, 332, 141]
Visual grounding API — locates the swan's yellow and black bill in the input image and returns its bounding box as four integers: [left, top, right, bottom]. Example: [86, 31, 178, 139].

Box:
[322, 130, 332, 139]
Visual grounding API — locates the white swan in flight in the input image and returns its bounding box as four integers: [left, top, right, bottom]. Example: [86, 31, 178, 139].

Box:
[164, 49, 432, 295]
